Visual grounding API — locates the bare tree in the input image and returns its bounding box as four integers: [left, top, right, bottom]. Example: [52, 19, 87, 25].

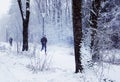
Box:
[72, 0, 83, 73]
[17, 0, 30, 51]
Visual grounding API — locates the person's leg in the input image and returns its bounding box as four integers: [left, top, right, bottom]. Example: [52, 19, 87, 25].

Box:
[10, 41, 12, 46]
[11, 40, 13, 46]
[45, 44, 47, 53]
[41, 44, 44, 51]
[11, 42, 12, 46]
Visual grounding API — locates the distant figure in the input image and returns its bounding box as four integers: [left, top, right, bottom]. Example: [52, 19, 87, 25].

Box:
[9, 37, 13, 46]
[41, 35, 47, 53]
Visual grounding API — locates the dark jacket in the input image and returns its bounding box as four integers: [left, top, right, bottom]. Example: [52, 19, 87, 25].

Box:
[41, 37, 47, 45]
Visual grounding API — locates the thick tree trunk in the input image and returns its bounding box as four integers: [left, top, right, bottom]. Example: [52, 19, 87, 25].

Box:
[72, 0, 83, 73]
[90, 0, 101, 61]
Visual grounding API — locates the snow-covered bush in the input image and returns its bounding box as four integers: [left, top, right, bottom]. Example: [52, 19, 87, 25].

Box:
[26, 44, 53, 73]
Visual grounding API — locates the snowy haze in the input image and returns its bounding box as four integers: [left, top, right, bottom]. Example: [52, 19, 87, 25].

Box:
[0, 0, 11, 41]
[0, 0, 11, 18]
[3, 0, 73, 45]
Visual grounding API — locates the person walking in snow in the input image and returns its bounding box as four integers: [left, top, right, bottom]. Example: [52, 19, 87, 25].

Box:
[41, 35, 47, 53]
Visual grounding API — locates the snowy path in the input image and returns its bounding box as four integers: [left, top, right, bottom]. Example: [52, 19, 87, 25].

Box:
[0, 44, 81, 82]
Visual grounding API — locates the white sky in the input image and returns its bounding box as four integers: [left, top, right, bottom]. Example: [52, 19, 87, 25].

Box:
[0, 0, 11, 18]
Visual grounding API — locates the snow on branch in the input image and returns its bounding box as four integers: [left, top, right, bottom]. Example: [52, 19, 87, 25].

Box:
[90, 9, 97, 16]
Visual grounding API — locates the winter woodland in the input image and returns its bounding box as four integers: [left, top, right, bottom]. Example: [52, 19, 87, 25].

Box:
[0, 0, 120, 82]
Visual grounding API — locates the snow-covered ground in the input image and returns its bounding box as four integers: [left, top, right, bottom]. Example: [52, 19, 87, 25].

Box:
[0, 42, 77, 82]
[0, 42, 120, 82]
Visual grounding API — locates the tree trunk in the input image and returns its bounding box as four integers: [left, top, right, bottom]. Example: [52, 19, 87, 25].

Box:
[72, 0, 83, 73]
[22, 20, 29, 51]
[22, 0, 30, 51]
[90, 0, 101, 61]
[17, 0, 30, 51]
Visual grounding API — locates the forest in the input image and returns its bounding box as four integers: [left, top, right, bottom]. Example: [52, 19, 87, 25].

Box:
[0, 0, 120, 82]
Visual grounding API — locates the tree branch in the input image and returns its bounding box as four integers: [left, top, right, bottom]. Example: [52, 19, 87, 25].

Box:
[17, 0, 24, 21]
